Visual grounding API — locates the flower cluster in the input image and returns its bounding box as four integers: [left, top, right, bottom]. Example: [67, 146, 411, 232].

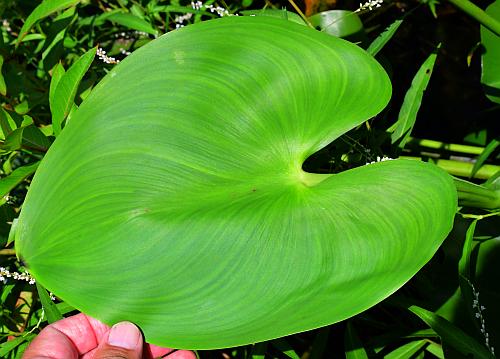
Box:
[97, 47, 120, 64]
[1, 19, 12, 33]
[0, 266, 35, 285]
[176, 2, 233, 28]
[366, 156, 393, 165]
[468, 280, 495, 356]
[355, 0, 383, 12]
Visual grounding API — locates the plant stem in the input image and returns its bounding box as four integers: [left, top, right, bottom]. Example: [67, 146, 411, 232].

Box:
[287, 0, 314, 27]
[401, 156, 499, 179]
[447, 0, 500, 36]
[0, 249, 16, 255]
[408, 138, 484, 155]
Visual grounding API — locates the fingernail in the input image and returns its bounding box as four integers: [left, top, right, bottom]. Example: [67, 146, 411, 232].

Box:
[107, 322, 141, 350]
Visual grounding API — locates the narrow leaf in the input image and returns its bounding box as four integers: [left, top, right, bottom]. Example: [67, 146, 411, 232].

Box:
[385, 340, 427, 359]
[367, 19, 403, 56]
[390, 46, 440, 147]
[345, 322, 369, 359]
[0, 54, 6, 96]
[7, 218, 18, 245]
[16, 0, 81, 44]
[408, 305, 493, 359]
[0, 162, 40, 198]
[104, 11, 158, 36]
[0, 108, 17, 140]
[310, 327, 330, 359]
[36, 282, 63, 323]
[426, 341, 445, 359]
[251, 342, 267, 359]
[471, 139, 500, 178]
[51, 47, 96, 136]
[458, 219, 477, 282]
[0, 335, 35, 357]
[1, 117, 34, 151]
[272, 338, 300, 359]
[454, 177, 500, 209]
[49, 63, 66, 114]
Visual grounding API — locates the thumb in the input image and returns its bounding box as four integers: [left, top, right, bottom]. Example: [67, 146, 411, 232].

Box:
[94, 322, 143, 359]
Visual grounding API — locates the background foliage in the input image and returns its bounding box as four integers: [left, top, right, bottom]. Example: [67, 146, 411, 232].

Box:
[1, 0, 499, 357]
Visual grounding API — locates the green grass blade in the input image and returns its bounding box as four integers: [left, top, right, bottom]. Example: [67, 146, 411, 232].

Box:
[385, 340, 427, 359]
[16, 0, 81, 45]
[408, 305, 494, 359]
[390, 45, 439, 147]
[367, 19, 403, 56]
[345, 322, 368, 359]
[471, 139, 500, 178]
[36, 282, 63, 324]
[0, 162, 40, 198]
[51, 47, 96, 136]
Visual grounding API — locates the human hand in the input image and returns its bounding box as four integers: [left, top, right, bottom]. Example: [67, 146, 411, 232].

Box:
[22, 313, 196, 359]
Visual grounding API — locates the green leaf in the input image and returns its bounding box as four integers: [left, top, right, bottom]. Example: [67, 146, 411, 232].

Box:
[0, 162, 40, 199]
[272, 338, 300, 359]
[426, 341, 445, 359]
[471, 139, 500, 178]
[100, 11, 158, 36]
[0, 335, 35, 357]
[385, 340, 427, 359]
[367, 19, 403, 56]
[481, 0, 500, 103]
[36, 282, 63, 324]
[458, 219, 477, 282]
[345, 322, 368, 359]
[22, 125, 52, 152]
[49, 62, 65, 117]
[16, 17, 456, 349]
[408, 305, 494, 359]
[251, 342, 267, 359]
[390, 45, 440, 147]
[309, 10, 364, 40]
[0, 54, 6, 96]
[1, 116, 34, 152]
[16, 0, 81, 44]
[51, 47, 96, 136]
[0, 108, 17, 140]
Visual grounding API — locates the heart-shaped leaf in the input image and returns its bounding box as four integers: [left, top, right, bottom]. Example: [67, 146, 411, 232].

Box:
[15, 17, 457, 349]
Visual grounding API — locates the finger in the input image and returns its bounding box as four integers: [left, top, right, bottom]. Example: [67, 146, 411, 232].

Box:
[164, 350, 198, 359]
[144, 344, 173, 359]
[22, 326, 79, 359]
[49, 313, 110, 355]
[93, 322, 143, 359]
